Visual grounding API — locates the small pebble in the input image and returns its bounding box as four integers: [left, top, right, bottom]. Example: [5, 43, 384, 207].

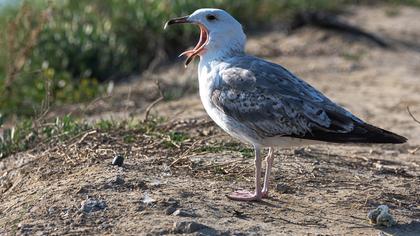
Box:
[47, 207, 56, 215]
[112, 155, 124, 167]
[142, 192, 156, 204]
[80, 198, 107, 213]
[165, 205, 178, 215]
[172, 209, 196, 217]
[367, 205, 397, 227]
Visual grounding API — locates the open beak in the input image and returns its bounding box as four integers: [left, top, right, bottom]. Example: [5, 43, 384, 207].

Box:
[164, 15, 190, 29]
[164, 15, 209, 67]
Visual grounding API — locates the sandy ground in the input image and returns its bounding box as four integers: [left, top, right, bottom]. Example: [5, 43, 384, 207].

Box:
[1, 5, 420, 236]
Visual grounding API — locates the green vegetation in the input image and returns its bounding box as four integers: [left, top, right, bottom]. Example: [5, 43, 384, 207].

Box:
[341, 50, 366, 62]
[0, 0, 362, 119]
[163, 131, 190, 148]
[1, 0, 419, 119]
[0, 115, 167, 158]
[1, 0, 419, 157]
[0, 115, 89, 158]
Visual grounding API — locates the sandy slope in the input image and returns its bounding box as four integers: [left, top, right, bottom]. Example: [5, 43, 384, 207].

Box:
[1, 5, 420, 236]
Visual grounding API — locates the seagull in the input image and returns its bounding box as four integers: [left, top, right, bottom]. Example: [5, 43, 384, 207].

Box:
[164, 8, 407, 201]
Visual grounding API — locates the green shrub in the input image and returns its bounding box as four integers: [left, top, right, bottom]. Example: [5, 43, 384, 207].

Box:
[0, 115, 89, 158]
[1, 0, 419, 119]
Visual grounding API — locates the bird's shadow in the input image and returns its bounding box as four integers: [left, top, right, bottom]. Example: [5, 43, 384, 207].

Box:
[223, 194, 285, 208]
[380, 221, 420, 236]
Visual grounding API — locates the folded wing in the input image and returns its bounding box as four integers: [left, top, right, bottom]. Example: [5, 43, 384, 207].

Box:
[211, 56, 406, 144]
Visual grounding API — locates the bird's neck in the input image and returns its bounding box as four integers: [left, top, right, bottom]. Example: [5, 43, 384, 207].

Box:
[201, 46, 245, 63]
[197, 33, 246, 88]
[200, 31, 246, 64]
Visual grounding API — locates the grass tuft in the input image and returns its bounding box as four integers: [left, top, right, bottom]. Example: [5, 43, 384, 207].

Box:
[0, 115, 166, 159]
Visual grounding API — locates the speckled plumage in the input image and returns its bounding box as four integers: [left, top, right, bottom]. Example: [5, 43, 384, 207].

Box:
[212, 56, 355, 137]
[166, 8, 406, 201]
[201, 55, 406, 146]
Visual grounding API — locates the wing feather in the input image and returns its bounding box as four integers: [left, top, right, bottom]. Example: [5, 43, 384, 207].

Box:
[211, 56, 376, 142]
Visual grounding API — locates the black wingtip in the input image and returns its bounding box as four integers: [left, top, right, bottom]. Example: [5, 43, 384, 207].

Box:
[288, 122, 407, 144]
[358, 123, 407, 144]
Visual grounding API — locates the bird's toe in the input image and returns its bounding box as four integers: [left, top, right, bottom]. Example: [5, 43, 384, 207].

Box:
[227, 190, 262, 201]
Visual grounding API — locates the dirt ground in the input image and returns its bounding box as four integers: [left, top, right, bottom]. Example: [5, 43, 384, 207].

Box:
[1, 5, 420, 236]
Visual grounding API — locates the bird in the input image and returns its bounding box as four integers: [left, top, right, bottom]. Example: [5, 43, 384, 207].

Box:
[164, 8, 407, 201]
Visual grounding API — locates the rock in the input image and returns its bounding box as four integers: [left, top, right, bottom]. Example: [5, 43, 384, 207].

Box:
[47, 207, 56, 215]
[367, 205, 397, 227]
[172, 221, 208, 234]
[112, 155, 124, 166]
[80, 198, 107, 213]
[165, 205, 178, 215]
[149, 179, 161, 187]
[142, 192, 156, 204]
[172, 209, 196, 217]
[166, 197, 179, 206]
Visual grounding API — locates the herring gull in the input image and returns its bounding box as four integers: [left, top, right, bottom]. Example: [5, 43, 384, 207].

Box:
[165, 8, 407, 201]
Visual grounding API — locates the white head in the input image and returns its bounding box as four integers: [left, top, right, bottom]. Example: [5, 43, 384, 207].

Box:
[165, 8, 246, 66]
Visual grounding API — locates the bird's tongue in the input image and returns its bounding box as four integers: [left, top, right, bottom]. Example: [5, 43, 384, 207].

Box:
[179, 25, 208, 67]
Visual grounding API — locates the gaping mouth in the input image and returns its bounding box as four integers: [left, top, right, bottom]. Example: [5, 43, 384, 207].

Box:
[164, 16, 209, 67]
[178, 24, 209, 66]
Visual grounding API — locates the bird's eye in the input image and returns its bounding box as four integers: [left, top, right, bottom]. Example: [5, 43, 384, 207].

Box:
[206, 14, 217, 21]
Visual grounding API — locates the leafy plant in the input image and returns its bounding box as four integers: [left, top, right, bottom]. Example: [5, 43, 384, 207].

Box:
[1, 0, 419, 119]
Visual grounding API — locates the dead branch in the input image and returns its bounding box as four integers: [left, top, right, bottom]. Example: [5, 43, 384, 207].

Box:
[170, 138, 207, 167]
[144, 80, 164, 122]
[408, 146, 419, 155]
[69, 130, 97, 147]
[169, 134, 226, 167]
[291, 11, 390, 48]
[4, 4, 51, 92]
[407, 106, 420, 125]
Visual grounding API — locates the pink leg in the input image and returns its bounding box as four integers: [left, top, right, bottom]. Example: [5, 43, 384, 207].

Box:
[262, 147, 274, 198]
[227, 146, 262, 201]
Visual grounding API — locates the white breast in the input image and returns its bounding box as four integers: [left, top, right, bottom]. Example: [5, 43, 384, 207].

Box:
[197, 60, 319, 148]
[198, 63, 228, 131]
[198, 61, 260, 145]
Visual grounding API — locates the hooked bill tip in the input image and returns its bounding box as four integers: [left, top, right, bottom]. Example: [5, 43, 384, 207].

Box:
[163, 22, 169, 30]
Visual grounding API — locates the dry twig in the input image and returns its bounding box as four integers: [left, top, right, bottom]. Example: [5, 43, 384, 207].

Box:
[407, 106, 420, 125]
[69, 130, 97, 147]
[170, 139, 205, 167]
[407, 106, 419, 154]
[144, 80, 164, 122]
[169, 134, 226, 167]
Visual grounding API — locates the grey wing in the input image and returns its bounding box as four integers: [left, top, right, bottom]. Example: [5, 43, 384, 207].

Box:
[211, 86, 356, 140]
[211, 57, 405, 143]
